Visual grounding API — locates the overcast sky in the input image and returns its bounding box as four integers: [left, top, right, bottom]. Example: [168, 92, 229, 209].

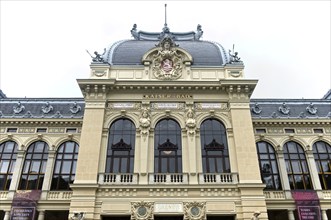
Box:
[1, 1, 330, 99]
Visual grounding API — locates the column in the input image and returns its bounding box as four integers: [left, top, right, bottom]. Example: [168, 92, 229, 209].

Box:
[41, 150, 56, 199]
[321, 209, 328, 220]
[9, 149, 25, 193]
[4, 211, 10, 220]
[287, 210, 295, 220]
[37, 210, 45, 220]
[305, 149, 322, 190]
[276, 149, 291, 198]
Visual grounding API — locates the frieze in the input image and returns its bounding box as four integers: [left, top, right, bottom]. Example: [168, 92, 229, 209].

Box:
[154, 203, 183, 213]
[151, 103, 185, 110]
[18, 128, 36, 133]
[107, 102, 141, 109]
[195, 103, 228, 110]
[143, 94, 193, 99]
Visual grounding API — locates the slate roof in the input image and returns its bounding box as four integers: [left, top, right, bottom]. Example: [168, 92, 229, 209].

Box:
[1, 98, 330, 120]
[0, 98, 85, 119]
[105, 40, 229, 66]
[250, 99, 331, 119]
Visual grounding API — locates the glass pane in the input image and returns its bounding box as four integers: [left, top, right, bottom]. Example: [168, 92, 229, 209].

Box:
[65, 142, 74, 153]
[34, 142, 45, 152]
[274, 176, 281, 190]
[209, 158, 216, 173]
[4, 142, 15, 152]
[291, 161, 301, 173]
[72, 161, 77, 174]
[113, 158, 119, 173]
[61, 161, 72, 174]
[258, 143, 267, 153]
[294, 175, 304, 189]
[0, 161, 9, 173]
[9, 161, 16, 173]
[31, 161, 41, 173]
[63, 154, 73, 159]
[120, 158, 128, 173]
[54, 162, 61, 174]
[23, 161, 31, 173]
[321, 161, 330, 172]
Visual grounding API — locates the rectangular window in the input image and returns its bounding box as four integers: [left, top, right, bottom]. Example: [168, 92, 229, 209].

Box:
[256, 128, 266, 134]
[6, 128, 17, 133]
[36, 128, 47, 133]
[313, 128, 324, 134]
[285, 129, 295, 133]
[66, 128, 77, 133]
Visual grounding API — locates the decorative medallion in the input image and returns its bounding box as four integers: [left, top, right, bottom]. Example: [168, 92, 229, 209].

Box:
[131, 201, 154, 220]
[183, 202, 206, 220]
[306, 103, 317, 115]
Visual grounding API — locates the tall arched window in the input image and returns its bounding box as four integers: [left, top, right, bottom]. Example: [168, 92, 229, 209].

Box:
[0, 141, 18, 190]
[19, 141, 49, 190]
[200, 119, 230, 173]
[256, 141, 282, 190]
[284, 141, 312, 190]
[106, 119, 136, 173]
[51, 141, 79, 190]
[154, 119, 182, 173]
[313, 141, 331, 190]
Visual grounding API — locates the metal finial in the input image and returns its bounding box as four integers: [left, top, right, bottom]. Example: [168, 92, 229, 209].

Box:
[164, 4, 167, 27]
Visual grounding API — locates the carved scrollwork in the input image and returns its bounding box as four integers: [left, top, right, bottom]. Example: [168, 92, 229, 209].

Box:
[13, 101, 25, 114]
[41, 102, 53, 114]
[131, 201, 154, 220]
[70, 102, 82, 114]
[251, 103, 262, 114]
[306, 103, 317, 115]
[183, 201, 206, 220]
[278, 103, 290, 115]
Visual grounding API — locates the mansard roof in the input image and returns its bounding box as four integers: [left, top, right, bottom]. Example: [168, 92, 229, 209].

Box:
[0, 98, 84, 119]
[101, 24, 230, 66]
[250, 99, 331, 119]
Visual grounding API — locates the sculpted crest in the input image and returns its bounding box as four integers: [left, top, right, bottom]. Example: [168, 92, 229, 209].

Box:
[142, 37, 192, 80]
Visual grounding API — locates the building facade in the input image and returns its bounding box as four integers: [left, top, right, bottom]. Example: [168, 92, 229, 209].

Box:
[0, 24, 330, 220]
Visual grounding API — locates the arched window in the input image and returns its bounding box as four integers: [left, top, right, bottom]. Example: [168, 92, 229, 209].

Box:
[200, 119, 229, 173]
[284, 141, 312, 190]
[154, 119, 182, 173]
[313, 141, 331, 190]
[19, 141, 49, 190]
[0, 141, 18, 190]
[256, 141, 282, 190]
[106, 119, 136, 173]
[51, 141, 79, 190]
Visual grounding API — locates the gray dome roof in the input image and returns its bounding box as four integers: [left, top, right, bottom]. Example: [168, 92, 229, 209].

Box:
[105, 40, 229, 66]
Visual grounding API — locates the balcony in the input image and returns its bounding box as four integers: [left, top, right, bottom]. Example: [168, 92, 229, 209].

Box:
[47, 191, 73, 200]
[149, 173, 189, 184]
[263, 191, 286, 200]
[98, 173, 138, 185]
[198, 173, 239, 184]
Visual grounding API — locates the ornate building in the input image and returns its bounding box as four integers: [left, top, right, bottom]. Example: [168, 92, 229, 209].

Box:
[0, 23, 330, 220]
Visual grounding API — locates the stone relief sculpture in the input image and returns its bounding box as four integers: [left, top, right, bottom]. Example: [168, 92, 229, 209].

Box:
[278, 102, 290, 115]
[139, 107, 151, 129]
[250, 211, 261, 220]
[186, 107, 196, 135]
[70, 212, 85, 220]
[183, 201, 206, 220]
[306, 103, 317, 115]
[70, 102, 82, 114]
[152, 37, 183, 80]
[251, 103, 262, 114]
[41, 102, 53, 114]
[13, 101, 25, 114]
[131, 201, 154, 220]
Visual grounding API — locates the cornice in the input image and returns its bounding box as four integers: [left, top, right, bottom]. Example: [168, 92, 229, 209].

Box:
[0, 118, 83, 126]
[252, 119, 331, 126]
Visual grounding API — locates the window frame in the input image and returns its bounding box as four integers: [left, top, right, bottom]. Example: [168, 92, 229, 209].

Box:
[0, 141, 18, 190]
[313, 141, 331, 190]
